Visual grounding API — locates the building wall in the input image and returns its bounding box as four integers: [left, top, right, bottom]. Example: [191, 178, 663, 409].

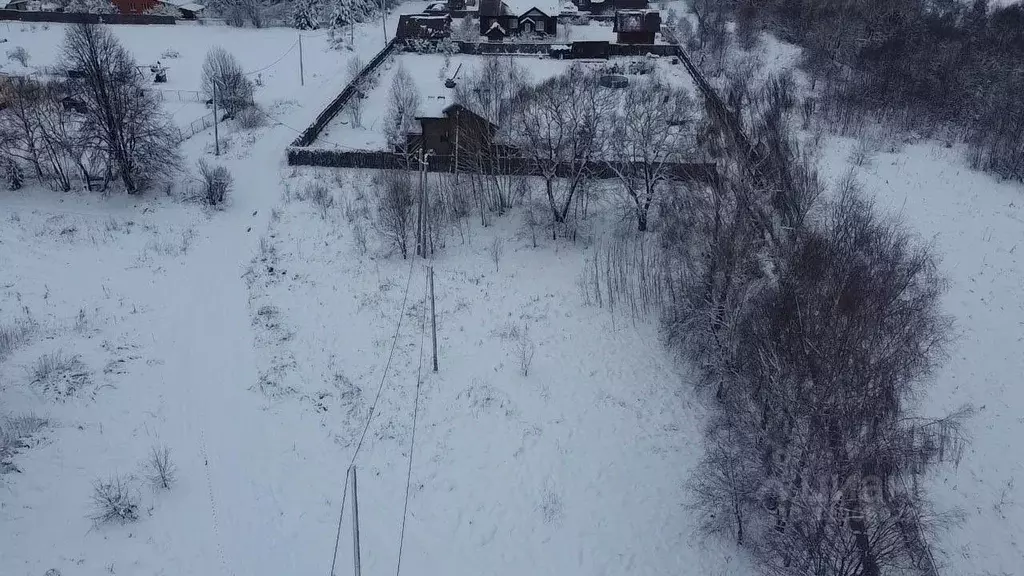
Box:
[112, 0, 159, 14]
[617, 30, 655, 44]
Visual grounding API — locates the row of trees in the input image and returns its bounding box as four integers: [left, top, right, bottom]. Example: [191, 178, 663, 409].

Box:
[655, 69, 970, 576]
[713, 0, 1024, 180]
[372, 58, 701, 236]
[1, 24, 179, 193]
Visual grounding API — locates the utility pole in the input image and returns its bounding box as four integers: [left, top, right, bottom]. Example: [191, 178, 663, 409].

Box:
[416, 149, 424, 258]
[429, 266, 437, 372]
[350, 466, 361, 576]
[298, 33, 305, 86]
[212, 82, 219, 156]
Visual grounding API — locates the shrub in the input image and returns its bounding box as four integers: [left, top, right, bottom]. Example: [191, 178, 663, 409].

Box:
[147, 445, 176, 490]
[6, 160, 23, 191]
[29, 352, 90, 400]
[302, 180, 334, 219]
[197, 159, 232, 206]
[6, 46, 29, 66]
[0, 414, 46, 474]
[235, 106, 266, 130]
[89, 475, 139, 525]
[516, 325, 536, 377]
[0, 317, 34, 361]
[489, 237, 504, 272]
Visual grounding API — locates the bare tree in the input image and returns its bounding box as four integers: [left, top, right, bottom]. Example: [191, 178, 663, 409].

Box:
[454, 57, 530, 217]
[0, 78, 45, 181]
[61, 23, 180, 193]
[515, 66, 612, 234]
[609, 78, 695, 232]
[6, 46, 29, 67]
[384, 64, 421, 163]
[201, 47, 254, 117]
[489, 236, 504, 271]
[147, 444, 176, 490]
[345, 56, 366, 128]
[374, 170, 415, 259]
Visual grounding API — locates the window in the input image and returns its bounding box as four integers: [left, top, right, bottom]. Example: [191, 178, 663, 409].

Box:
[536, 19, 546, 33]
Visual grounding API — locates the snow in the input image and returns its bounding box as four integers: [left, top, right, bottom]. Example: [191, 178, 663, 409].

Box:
[0, 4, 747, 576]
[3, 3, 1021, 576]
[817, 137, 1024, 575]
[713, 16, 1024, 576]
[318, 53, 580, 151]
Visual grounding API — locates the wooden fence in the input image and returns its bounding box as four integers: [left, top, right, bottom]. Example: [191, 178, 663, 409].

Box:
[0, 10, 175, 25]
[290, 37, 400, 147]
[286, 147, 717, 183]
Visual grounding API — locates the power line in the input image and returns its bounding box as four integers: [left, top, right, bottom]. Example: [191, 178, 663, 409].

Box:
[244, 40, 299, 76]
[327, 253, 418, 573]
[395, 270, 429, 576]
[327, 469, 351, 576]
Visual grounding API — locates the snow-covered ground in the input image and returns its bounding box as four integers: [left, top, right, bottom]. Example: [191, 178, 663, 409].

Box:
[318, 52, 582, 151]
[724, 22, 1024, 576]
[0, 4, 741, 576]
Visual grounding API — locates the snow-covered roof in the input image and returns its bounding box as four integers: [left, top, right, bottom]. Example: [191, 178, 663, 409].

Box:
[503, 0, 559, 17]
[416, 95, 452, 120]
[159, 0, 205, 9]
[485, 20, 506, 33]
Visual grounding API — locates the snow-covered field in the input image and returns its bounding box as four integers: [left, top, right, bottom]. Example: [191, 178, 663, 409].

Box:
[0, 5, 740, 576]
[735, 25, 1024, 576]
[2, 4, 1022, 576]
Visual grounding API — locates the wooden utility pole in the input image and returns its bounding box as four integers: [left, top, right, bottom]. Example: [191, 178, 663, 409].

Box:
[416, 150, 425, 258]
[429, 266, 438, 372]
[212, 82, 219, 156]
[351, 466, 361, 576]
[298, 33, 305, 86]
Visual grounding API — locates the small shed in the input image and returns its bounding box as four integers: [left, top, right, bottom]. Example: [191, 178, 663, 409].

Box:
[613, 9, 660, 44]
[397, 14, 453, 40]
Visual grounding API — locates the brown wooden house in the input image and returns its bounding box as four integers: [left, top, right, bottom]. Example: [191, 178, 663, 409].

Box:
[613, 9, 661, 44]
[406, 102, 498, 158]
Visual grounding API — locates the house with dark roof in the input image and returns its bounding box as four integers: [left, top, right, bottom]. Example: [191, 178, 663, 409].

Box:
[406, 100, 498, 157]
[613, 9, 660, 44]
[479, 0, 558, 38]
[397, 13, 453, 40]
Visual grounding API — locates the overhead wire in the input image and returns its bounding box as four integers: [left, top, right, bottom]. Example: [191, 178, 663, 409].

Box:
[395, 268, 429, 576]
[326, 252, 418, 574]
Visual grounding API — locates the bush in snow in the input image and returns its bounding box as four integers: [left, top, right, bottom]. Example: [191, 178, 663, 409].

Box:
[29, 351, 90, 400]
[0, 316, 34, 361]
[302, 180, 334, 219]
[6, 160, 23, 191]
[147, 445, 176, 490]
[201, 47, 254, 117]
[1, 414, 46, 474]
[515, 324, 535, 377]
[235, 105, 266, 130]
[197, 159, 232, 206]
[6, 46, 29, 67]
[89, 475, 139, 525]
[489, 236, 504, 271]
[373, 170, 415, 259]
